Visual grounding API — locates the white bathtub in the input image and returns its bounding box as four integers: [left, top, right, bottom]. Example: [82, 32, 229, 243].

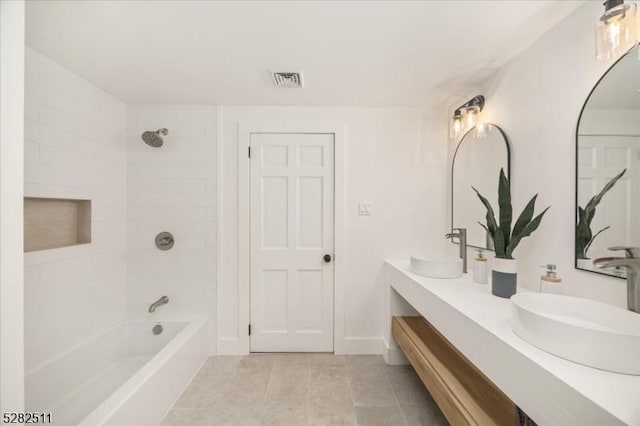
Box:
[25, 318, 208, 426]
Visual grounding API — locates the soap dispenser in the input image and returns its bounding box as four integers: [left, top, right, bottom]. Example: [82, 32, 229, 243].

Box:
[472, 249, 488, 284]
[539, 264, 563, 294]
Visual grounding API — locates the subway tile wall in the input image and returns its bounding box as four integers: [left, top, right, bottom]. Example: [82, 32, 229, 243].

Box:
[23, 48, 128, 371]
[126, 105, 217, 352]
[23, 50, 218, 370]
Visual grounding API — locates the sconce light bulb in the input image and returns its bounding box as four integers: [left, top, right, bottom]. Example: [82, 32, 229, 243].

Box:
[452, 119, 462, 138]
[465, 108, 478, 129]
[596, 2, 638, 60]
[450, 110, 464, 138]
[475, 123, 489, 139]
[607, 21, 622, 47]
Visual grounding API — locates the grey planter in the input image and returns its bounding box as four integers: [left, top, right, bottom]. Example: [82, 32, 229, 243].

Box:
[491, 258, 517, 298]
[492, 270, 517, 298]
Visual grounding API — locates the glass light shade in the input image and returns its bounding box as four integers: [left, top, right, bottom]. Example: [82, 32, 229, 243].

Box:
[450, 113, 464, 138]
[596, 2, 638, 61]
[475, 123, 492, 139]
[463, 107, 479, 130]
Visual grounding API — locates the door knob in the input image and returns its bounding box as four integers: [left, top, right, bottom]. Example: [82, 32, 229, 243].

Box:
[323, 254, 332, 263]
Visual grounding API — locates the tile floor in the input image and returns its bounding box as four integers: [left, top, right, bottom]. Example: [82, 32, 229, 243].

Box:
[161, 354, 447, 426]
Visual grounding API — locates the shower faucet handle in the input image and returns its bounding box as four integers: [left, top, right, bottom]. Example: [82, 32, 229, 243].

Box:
[155, 232, 174, 250]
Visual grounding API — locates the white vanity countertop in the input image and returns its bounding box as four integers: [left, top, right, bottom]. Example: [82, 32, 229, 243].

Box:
[385, 259, 640, 426]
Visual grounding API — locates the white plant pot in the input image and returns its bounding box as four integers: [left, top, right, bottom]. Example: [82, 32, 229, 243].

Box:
[491, 258, 517, 298]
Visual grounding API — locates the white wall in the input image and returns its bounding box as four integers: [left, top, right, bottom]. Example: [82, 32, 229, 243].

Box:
[23, 48, 128, 371]
[453, 1, 630, 307]
[219, 106, 450, 354]
[126, 105, 217, 354]
[0, 0, 25, 412]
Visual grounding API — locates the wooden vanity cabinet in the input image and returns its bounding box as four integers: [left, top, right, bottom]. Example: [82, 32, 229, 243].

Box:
[392, 316, 516, 426]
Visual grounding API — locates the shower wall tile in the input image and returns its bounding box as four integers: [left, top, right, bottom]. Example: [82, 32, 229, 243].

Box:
[23, 48, 127, 372]
[24, 141, 40, 162]
[126, 105, 217, 354]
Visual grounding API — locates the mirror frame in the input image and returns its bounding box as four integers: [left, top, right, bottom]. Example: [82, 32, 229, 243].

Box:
[451, 123, 511, 251]
[574, 44, 639, 279]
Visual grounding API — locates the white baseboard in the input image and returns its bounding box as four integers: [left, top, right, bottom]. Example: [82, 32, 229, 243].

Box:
[339, 337, 384, 355]
[216, 337, 249, 355]
[216, 336, 385, 356]
[383, 339, 409, 365]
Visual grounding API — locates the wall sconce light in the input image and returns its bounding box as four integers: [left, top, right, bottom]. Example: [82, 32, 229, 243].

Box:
[449, 95, 485, 139]
[596, 0, 638, 61]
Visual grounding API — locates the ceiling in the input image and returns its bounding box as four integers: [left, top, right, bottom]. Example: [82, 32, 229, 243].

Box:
[26, 1, 584, 106]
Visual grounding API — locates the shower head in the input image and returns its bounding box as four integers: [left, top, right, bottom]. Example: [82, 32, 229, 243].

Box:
[141, 128, 168, 147]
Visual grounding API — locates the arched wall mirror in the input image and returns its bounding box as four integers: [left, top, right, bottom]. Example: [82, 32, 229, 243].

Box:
[575, 44, 640, 278]
[452, 124, 511, 250]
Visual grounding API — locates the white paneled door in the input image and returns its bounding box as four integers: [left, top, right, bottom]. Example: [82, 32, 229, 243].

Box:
[578, 136, 639, 260]
[250, 133, 334, 352]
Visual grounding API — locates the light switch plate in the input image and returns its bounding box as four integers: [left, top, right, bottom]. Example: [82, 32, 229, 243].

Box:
[358, 202, 373, 216]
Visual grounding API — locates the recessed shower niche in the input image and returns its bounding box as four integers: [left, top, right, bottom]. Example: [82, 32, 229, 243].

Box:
[24, 197, 91, 252]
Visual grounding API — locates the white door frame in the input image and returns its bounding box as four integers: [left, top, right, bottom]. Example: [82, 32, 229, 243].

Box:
[238, 120, 346, 354]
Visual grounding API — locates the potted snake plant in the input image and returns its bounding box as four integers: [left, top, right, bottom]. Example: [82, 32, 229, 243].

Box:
[473, 168, 550, 298]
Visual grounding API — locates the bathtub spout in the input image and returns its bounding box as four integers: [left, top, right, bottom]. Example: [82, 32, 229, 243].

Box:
[149, 296, 169, 313]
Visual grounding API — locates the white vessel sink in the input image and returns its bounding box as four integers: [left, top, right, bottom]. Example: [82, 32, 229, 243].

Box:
[511, 293, 640, 375]
[409, 256, 463, 279]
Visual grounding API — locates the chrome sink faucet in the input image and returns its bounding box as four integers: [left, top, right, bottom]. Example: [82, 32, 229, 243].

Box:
[149, 295, 169, 313]
[445, 228, 467, 273]
[593, 247, 640, 313]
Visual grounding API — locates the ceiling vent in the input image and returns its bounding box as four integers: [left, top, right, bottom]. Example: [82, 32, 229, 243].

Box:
[272, 71, 304, 88]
